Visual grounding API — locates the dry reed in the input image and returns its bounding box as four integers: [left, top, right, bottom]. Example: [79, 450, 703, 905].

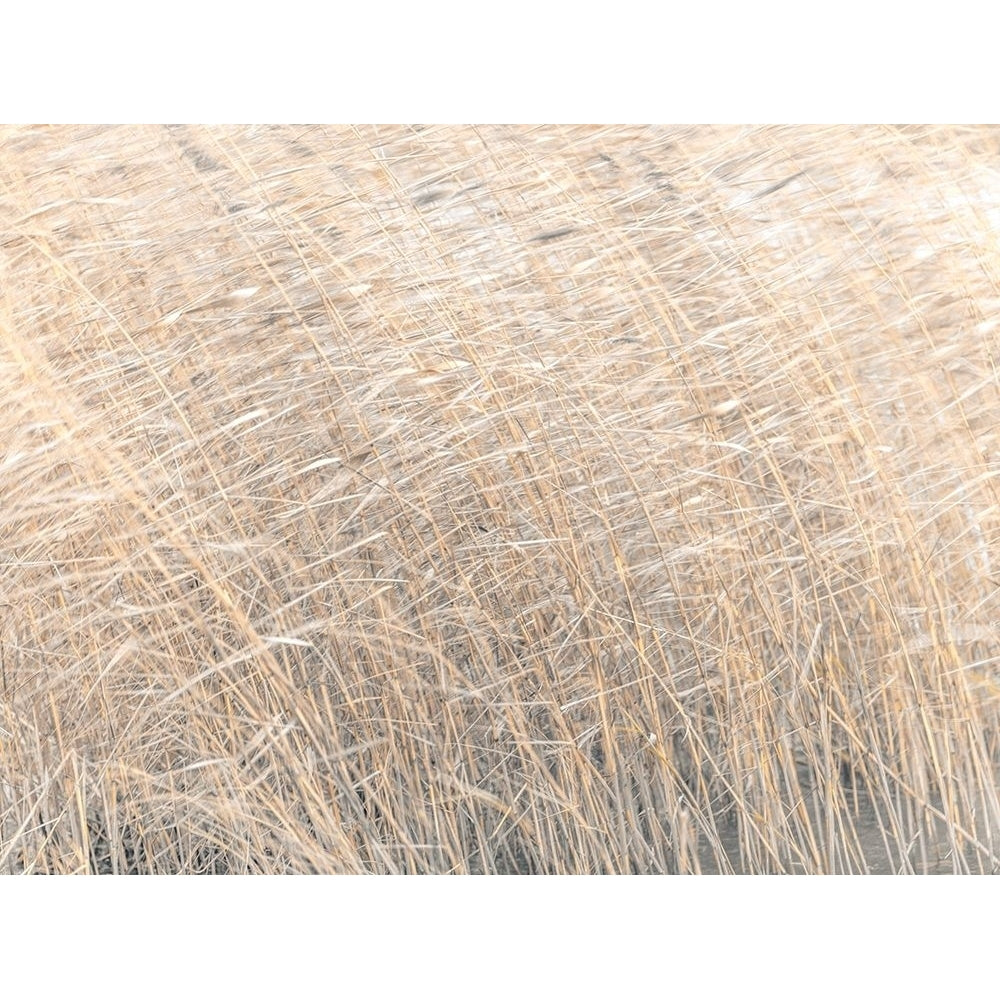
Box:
[1, 124, 999, 873]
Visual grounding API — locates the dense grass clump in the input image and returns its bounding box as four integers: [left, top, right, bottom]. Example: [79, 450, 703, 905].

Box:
[1, 124, 999, 873]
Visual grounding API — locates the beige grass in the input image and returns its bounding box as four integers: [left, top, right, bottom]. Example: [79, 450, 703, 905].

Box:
[1, 124, 999, 873]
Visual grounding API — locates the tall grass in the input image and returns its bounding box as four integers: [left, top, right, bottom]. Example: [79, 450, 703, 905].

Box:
[1, 124, 998, 873]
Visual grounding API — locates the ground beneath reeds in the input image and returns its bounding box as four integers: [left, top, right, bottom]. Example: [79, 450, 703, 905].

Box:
[2, 125, 999, 873]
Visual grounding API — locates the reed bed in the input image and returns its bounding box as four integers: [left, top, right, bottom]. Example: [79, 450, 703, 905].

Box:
[1, 124, 999, 873]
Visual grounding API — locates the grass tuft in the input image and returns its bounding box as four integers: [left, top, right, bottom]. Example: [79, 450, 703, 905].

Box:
[2, 124, 999, 873]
